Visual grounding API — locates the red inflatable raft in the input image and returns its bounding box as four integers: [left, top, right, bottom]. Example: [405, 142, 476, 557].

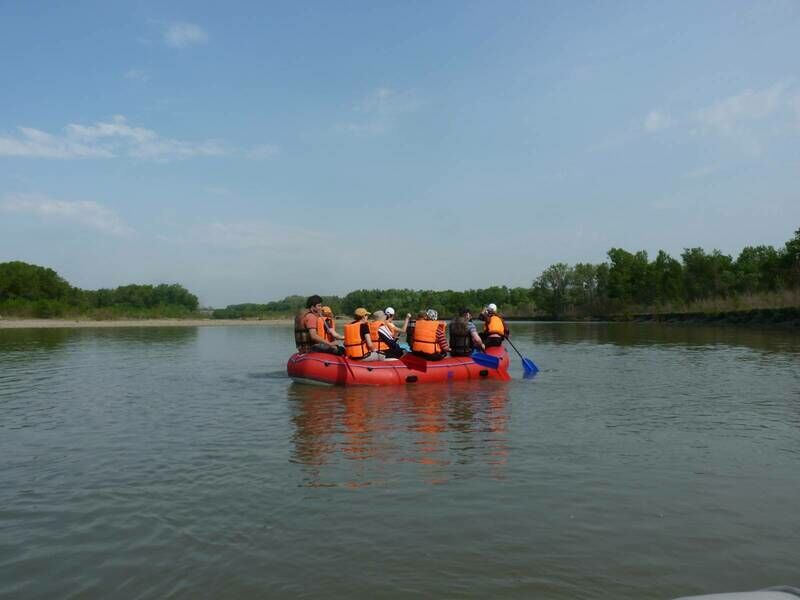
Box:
[287, 346, 510, 386]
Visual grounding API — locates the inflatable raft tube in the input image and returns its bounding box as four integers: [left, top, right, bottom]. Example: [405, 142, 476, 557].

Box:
[287, 346, 511, 386]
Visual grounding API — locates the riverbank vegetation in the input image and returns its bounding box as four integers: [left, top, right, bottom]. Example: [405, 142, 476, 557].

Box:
[213, 228, 800, 321]
[3, 228, 798, 322]
[0, 262, 200, 319]
[531, 228, 800, 319]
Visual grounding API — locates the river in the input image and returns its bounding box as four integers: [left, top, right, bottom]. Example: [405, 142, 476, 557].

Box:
[1, 322, 799, 599]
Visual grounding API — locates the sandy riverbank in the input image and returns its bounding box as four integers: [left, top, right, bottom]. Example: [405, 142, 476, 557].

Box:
[0, 318, 293, 329]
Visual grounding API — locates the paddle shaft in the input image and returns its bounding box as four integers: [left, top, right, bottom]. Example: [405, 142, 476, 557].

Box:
[504, 336, 538, 372]
[504, 336, 525, 361]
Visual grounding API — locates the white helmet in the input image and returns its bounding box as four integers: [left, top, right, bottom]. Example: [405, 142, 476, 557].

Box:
[487, 303, 497, 313]
[385, 307, 395, 316]
[425, 309, 438, 321]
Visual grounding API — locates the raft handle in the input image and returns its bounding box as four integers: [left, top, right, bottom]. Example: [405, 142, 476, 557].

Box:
[479, 369, 489, 377]
[405, 375, 418, 383]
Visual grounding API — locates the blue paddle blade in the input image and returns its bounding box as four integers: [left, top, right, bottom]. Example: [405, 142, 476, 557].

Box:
[471, 352, 500, 369]
[522, 358, 538, 373]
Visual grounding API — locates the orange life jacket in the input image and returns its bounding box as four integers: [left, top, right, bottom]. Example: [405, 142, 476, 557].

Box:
[344, 322, 369, 359]
[368, 321, 390, 352]
[485, 314, 506, 337]
[412, 320, 441, 354]
[317, 316, 336, 343]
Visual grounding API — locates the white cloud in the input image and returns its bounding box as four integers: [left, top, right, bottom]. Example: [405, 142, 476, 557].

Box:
[644, 109, 674, 132]
[635, 82, 800, 157]
[340, 87, 422, 135]
[1, 193, 133, 236]
[0, 116, 233, 161]
[124, 68, 150, 82]
[694, 82, 787, 135]
[0, 127, 114, 158]
[164, 23, 208, 48]
[247, 144, 280, 160]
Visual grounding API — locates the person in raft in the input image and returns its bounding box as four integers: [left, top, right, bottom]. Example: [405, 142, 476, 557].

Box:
[294, 295, 344, 355]
[405, 310, 427, 350]
[383, 307, 411, 341]
[411, 309, 451, 361]
[449, 307, 486, 356]
[343, 308, 385, 362]
[479, 303, 509, 348]
[319, 306, 344, 343]
[370, 310, 404, 359]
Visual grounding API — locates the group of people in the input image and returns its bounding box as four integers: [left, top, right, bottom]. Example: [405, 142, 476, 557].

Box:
[294, 295, 509, 362]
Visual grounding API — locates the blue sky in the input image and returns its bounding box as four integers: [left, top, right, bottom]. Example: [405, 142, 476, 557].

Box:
[1, 0, 799, 306]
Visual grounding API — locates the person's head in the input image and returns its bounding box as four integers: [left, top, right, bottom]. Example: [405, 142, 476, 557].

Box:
[425, 308, 438, 321]
[384, 307, 395, 320]
[487, 303, 497, 314]
[459, 307, 472, 319]
[416, 311, 427, 320]
[321, 306, 334, 318]
[306, 294, 323, 313]
[372, 310, 386, 322]
[354, 307, 370, 321]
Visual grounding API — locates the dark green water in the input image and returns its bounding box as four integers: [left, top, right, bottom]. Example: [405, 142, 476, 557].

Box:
[2, 323, 799, 599]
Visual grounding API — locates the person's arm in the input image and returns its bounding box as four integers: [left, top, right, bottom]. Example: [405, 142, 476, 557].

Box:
[436, 324, 450, 353]
[326, 322, 345, 341]
[305, 314, 330, 346]
[471, 330, 486, 351]
[467, 321, 486, 351]
[398, 314, 411, 334]
[361, 323, 375, 351]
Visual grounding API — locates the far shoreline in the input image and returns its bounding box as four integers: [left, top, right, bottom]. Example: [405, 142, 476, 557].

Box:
[0, 318, 293, 329]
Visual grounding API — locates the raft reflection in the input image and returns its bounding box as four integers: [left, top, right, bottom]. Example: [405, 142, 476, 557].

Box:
[288, 382, 510, 487]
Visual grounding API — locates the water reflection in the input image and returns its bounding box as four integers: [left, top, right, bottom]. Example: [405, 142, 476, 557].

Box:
[522, 322, 800, 353]
[0, 327, 75, 352]
[288, 382, 510, 487]
[0, 326, 198, 353]
[0, 327, 200, 403]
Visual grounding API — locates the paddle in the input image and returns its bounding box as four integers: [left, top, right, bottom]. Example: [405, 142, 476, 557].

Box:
[471, 351, 500, 369]
[342, 355, 356, 379]
[504, 336, 538, 376]
[399, 352, 428, 372]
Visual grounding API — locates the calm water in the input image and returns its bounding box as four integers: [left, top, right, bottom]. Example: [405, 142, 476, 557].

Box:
[2, 322, 799, 599]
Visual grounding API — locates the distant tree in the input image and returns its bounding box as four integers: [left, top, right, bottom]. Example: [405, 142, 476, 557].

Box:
[782, 228, 800, 288]
[0, 261, 71, 301]
[735, 245, 782, 294]
[651, 250, 684, 304]
[533, 263, 572, 316]
[682, 248, 735, 300]
[607, 248, 651, 304]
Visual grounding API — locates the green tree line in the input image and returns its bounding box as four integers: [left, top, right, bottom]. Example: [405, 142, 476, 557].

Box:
[532, 228, 800, 317]
[213, 227, 800, 320]
[212, 287, 537, 320]
[0, 261, 199, 318]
